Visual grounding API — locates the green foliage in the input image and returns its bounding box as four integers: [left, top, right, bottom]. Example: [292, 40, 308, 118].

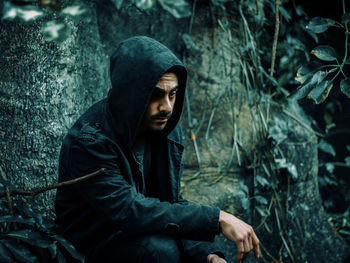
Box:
[113, 0, 192, 18]
[306, 17, 335, 33]
[292, 9, 350, 104]
[0, 185, 84, 263]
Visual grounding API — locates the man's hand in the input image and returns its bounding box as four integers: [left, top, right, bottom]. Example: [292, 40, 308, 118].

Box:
[219, 210, 260, 263]
[207, 254, 227, 263]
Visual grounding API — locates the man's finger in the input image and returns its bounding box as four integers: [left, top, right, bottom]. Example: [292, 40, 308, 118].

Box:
[237, 240, 244, 263]
[248, 234, 253, 251]
[243, 238, 250, 254]
[251, 230, 260, 258]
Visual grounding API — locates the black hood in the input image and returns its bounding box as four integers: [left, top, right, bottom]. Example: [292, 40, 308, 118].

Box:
[107, 36, 187, 150]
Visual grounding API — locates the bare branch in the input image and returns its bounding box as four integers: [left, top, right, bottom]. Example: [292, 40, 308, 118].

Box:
[0, 168, 106, 199]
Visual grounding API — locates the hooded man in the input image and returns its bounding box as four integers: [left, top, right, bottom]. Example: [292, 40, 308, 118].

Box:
[55, 36, 259, 263]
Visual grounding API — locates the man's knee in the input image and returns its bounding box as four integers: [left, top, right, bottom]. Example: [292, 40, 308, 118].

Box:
[140, 234, 180, 263]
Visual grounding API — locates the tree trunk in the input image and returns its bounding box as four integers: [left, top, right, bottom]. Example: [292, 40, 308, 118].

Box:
[0, 0, 109, 219]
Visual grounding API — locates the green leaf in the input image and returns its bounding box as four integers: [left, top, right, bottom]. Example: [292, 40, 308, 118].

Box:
[61, 5, 86, 16]
[111, 0, 124, 9]
[7, 230, 57, 251]
[256, 175, 269, 187]
[318, 139, 336, 156]
[275, 158, 298, 180]
[0, 215, 35, 226]
[182, 33, 199, 51]
[299, 203, 309, 211]
[239, 181, 249, 194]
[264, 222, 273, 233]
[0, 242, 15, 263]
[241, 197, 250, 210]
[135, 0, 156, 10]
[295, 61, 322, 84]
[325, 163, 335, 173]
[306, 17, 335, 33]
[158, 0, 191, 18]
[340, 79, 350, 98]
[342, 13, 350, 23]
[256, 206, 267, 217]
[254, 195, 268, 205]
[308, 80, 333, 104]
[1, 239, 38, 263]
[339, 229, 350, 235]
[279, 6, 291, 22]
[311, 45, 337, 61]
[345, 156, 350, 167]
[53, 235, 84, 262]
[292, 70, 327, 100]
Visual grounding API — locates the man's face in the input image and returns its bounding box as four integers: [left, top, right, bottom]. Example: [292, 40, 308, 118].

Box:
[139, 72, 179, 134]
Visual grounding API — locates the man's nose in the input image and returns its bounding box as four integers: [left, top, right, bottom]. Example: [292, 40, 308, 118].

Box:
[159, 97, 172, 113]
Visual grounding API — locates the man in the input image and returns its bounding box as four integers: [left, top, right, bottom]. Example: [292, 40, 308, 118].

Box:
[55, 36, 259, 263]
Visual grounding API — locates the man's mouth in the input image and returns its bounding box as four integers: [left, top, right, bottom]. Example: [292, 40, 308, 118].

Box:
[154, 118, 168, 123]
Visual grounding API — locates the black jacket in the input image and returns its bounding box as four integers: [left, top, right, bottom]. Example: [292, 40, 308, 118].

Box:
[55, 36, 223, 262]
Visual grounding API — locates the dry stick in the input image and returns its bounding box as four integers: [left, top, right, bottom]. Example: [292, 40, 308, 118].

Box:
[0, 167, 18, 230]
[268, 0, 281, 93]
[0, 168, 106, 199]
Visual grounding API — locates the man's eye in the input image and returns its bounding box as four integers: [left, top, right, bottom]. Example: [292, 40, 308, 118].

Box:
[169, 91, 177, 98]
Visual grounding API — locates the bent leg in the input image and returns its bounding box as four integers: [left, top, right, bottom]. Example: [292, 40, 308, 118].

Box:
[86, 234, 181, 263]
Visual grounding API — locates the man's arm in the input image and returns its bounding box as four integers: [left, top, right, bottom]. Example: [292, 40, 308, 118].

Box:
[65, 136, 220, 241]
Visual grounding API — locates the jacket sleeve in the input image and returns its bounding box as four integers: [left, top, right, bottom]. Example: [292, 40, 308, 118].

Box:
[67, 133, 220, 242]
[177, 196, 225, 262]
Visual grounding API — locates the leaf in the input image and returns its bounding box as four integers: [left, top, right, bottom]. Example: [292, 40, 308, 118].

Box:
[311, 45, 338, 61]
[268, 116, 288, 144]
[241, 197, 250, 210]
[61, 5, 86, 16]
[318, 139, 336, 156]
[306, 17, 335, 33]
[239, 181, 249, 194]
[279, 6, 291, 22]
[345, 156, 350, 167]
[299, 203, 309, 211]
[182, 33, 199, 51]
[0, 215, 35, 226]
[254, 195, 268, 205]
[53, 235, 84, 262]
[7, 230, 56, 250]
[293, 70, 327, 100]
[339, 229, 350, 235]
[308, 80, 333, 104]
[287, 163, 298, 180]
[325, 163, 335, 173]
[158, 0, 191, 18]
[340, 79, 350, 98]
[256, 206, 267, 217]
[275, 159, 298, 179]
[111, 0, 124, 9]
[342, 13, 350, 23]
[1, 239, 38, 263]
[295, 61, 323, 84]
[0, 242, 15, 263]
[135, 0, 156, 10]
[256, 175, 269, 187]
[264, 222, 273, 233]
[41, 21, 66, 41]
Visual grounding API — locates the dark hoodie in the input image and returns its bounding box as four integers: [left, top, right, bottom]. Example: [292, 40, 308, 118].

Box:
[55, 36, 223, 262]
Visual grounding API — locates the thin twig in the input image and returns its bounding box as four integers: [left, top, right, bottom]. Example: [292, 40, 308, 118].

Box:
[269, 0, 281, 79]
[0, 168, 106, 198]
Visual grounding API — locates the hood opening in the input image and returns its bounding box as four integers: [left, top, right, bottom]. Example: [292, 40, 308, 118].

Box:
[107, 36, 187, 150]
